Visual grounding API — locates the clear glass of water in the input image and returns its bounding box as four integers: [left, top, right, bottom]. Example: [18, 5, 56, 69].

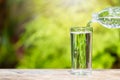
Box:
[70, 27, 93, 75]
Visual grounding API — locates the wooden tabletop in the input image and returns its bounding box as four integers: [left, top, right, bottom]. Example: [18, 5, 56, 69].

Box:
[0, 69, 120, 80]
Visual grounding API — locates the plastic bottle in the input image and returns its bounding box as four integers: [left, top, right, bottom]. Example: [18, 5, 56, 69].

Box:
[92, 7, 120, 28]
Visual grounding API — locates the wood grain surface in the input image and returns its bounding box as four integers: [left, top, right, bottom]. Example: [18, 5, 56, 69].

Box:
[0, 69, 120, 80]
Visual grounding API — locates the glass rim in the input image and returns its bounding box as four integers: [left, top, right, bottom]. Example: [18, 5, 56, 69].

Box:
[70, 27, 93, 32]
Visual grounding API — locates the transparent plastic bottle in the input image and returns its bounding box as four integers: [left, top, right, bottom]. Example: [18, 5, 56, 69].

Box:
[92, 7, 120, 28]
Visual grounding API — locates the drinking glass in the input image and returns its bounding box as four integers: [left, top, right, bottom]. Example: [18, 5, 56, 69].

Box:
[70, 27, 93, 75]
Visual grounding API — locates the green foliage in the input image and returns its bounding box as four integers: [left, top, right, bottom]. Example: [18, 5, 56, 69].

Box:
[0, 0, 120, 69]
[17, 0, 120, 69]
[17, 16, 71, 68]
[92, 26, 120, 68]
[0, 32, 17, 68]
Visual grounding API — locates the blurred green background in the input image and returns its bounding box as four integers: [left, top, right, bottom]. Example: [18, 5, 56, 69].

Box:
[0, 0, 120, 69]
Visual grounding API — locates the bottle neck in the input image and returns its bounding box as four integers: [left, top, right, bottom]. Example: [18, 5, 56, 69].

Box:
[92, 13, 98, 22]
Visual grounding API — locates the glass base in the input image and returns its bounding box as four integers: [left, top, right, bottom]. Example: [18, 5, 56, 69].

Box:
[70, 69, 92, 75]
